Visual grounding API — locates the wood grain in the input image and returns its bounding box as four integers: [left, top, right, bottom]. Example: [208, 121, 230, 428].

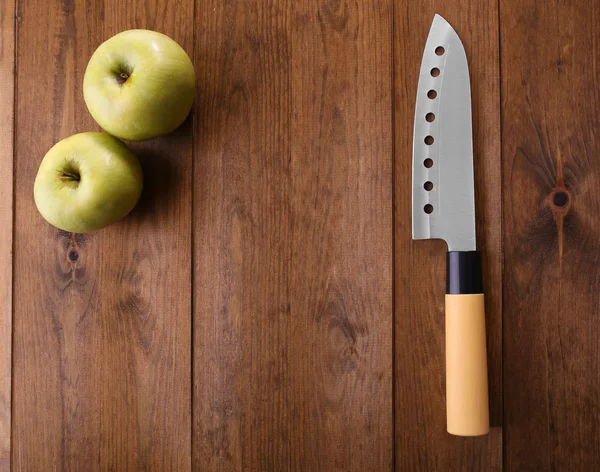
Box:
[394, 1, 502, 470]
[0, 1, 14, 469]
[193, 2, 293, 469]
[193, 1, 393, 469]
[12, 0, 192, 468]
[289, 1, 393, 469]
[6, 0, 600, 467]
[501, 0, 600, 469]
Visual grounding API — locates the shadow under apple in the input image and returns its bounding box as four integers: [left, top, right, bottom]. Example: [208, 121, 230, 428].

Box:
[128, 148, 175, 220]
[126, 112, 193, 220]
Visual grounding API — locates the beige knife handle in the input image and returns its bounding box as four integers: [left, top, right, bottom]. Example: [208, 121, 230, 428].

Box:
[445, 293, 489, 436]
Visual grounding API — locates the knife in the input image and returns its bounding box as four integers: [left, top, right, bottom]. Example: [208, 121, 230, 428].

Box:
[412, 14, 489, 436]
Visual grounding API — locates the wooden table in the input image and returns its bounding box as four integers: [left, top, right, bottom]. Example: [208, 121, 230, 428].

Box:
[1, 0, 598, 470]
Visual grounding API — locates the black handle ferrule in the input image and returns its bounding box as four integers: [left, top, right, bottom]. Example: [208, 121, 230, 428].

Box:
[446, 251, 483, 294]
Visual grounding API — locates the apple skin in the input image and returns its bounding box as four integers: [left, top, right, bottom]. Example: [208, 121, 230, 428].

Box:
[83, 29, 195, 141]
[34, 132, 143, 233]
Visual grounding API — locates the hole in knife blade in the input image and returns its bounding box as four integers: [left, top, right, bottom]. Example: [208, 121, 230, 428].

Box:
[427, 90, 437, 99]
[424, 158, 433, 168]
[435, 46, 445, 56]
[430, 68, 440, 77]
[424, 136, 434, 145]
[424, 204, 434, 214]
[424, 181, 433, 191]
[425, 113, 435, 122]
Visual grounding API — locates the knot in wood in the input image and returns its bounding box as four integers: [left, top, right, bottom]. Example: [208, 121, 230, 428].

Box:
[68, 250, 79, 262]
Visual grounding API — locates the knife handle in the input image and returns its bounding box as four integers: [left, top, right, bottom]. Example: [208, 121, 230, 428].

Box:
[445, 251, 489, 436]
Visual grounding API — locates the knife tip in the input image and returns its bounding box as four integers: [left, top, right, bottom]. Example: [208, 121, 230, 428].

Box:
[431, 14, 459, 38]
[433, 13, 448, 24]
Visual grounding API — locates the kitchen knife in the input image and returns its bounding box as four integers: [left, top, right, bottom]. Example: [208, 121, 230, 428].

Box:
[412, 14, 489, 436]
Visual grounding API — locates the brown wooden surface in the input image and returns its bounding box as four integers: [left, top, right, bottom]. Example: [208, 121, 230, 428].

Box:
[0, 1, 14, 469]
[2, 0, 600, 470]
[193, 2, 293, 469]
[288, 2, 392, 468]
[394, 1, 502, 470]
[501, 0, 600, 470]
[193, 1, 392, 469]
[12, 0, 192, 469]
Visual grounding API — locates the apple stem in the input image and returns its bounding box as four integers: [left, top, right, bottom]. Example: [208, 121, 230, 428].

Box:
[116, 72, 129, 85]
[61, 171, 80, 181]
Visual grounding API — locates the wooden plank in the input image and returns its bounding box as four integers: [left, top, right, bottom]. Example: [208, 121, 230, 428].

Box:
[501, 0, 600, 469]
[193, 3, 293, 469]
[193, 1, 393, 469]
[394, 1, 502, 469]
[0, 0, 14, 469]
[12, 0, 193, 468]
[289, 1, 393, 469]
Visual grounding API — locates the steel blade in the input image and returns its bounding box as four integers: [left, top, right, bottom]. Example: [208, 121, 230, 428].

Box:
[412, 14, 476, 252]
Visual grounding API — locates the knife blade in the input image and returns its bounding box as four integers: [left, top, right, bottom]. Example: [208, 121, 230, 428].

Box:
[412, 14, 475, 251]
[412, 14, 489, 437]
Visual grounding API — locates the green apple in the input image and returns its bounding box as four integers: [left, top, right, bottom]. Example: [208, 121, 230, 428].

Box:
[34, 132, 143, 233]
[83, 29, 195, 141]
